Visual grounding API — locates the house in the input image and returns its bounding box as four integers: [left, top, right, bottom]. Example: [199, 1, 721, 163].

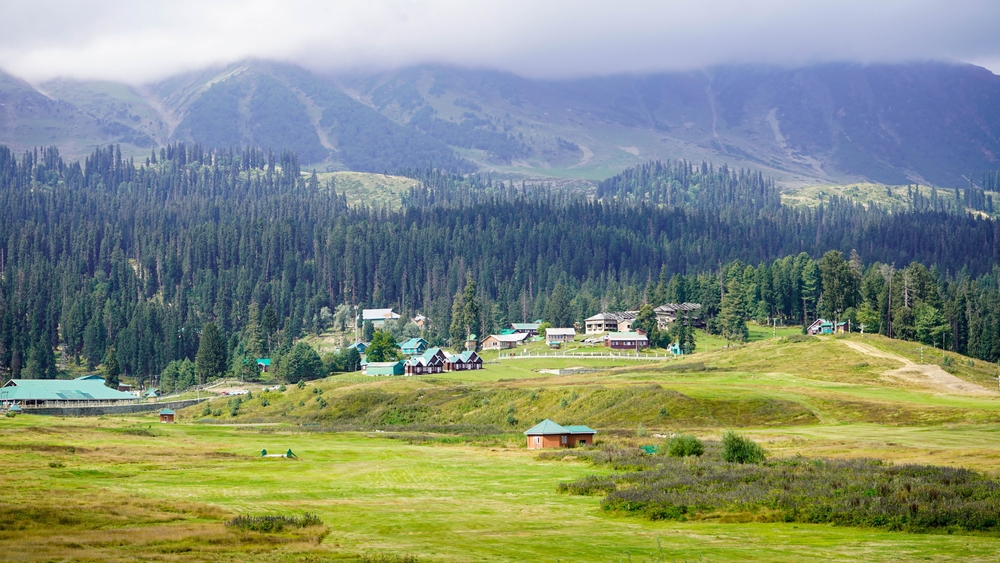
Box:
[524, 419, 597, 449]
[400, 337, 428, 356]
[481, 333, 529, 350]
[404, 347, 448, 375]
[0, 376, 139, 408]
[143, 388, 160, 399]
[654, 303, 703, 328]
[465, 334, 478, 352]
[606, 331, 649, 350]
[363, 361, 405, 376]
[807, 318, 834, 335]
[444, 350, 483, 371]
[546, 328, 576, 343]
[836, 321, 850, 334]
[584, 311, 638, 334]
[510, 322, 541, 336]
[412, 314, 428, 329]
[256, 358, 271, 373]
[117, 383, 133, 393]
[159, 408, 175, 423]
[362, 308, 401, 327]
[346, 341, 368, 354]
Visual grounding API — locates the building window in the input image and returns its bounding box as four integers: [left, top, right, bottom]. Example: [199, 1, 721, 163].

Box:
[579, 439, 587, 445]
[561, 435, 567, 444]
[534, 436, 540, 444]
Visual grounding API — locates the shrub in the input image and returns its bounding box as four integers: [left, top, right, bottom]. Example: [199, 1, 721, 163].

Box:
[227, 512, 322, 533]
[666, 434, 704, 457]
[297, 380, 306, 389]
[211, 408, 222, 417]
[202, 406, 211, 416]
[355, 554, 419, 563]
[636, 424, 648, 438]
[721, 431, 765, 464]
[48, 461, 65, 468]
[316, 397, 328, 408]
[260, 397, 270, 407]
[298, 400, 305, 407]
[942, 356, 953, 367]
[278, 384, 287, 392]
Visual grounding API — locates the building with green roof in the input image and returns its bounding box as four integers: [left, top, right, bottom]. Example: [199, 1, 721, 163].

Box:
[0, 376, 139, 409]
[524, 419, 596, 449]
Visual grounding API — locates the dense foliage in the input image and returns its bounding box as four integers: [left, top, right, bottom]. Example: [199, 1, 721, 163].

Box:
[1, 146, 999, 390]
[558, 445, 1000, 532]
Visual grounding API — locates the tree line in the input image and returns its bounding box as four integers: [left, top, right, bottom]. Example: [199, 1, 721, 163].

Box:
[1, 145, 999, 390]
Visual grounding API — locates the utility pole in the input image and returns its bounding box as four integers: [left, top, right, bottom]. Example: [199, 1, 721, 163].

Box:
[919, 346, 925, 363]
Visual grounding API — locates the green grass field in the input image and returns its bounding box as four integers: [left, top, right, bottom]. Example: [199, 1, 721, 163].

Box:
[5, 333, 1000, 561]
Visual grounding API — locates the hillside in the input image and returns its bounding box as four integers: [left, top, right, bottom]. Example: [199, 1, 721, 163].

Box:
[3, 61, 1000, 185]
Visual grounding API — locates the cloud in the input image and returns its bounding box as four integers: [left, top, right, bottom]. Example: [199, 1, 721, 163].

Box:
[1, 0, 999, 83]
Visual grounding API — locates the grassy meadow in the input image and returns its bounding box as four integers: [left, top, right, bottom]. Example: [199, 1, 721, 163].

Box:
[5, 333, 1000, 561]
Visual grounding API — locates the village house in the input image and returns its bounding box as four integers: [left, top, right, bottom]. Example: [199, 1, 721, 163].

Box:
[480, 333, 529, 350]
[606, 331, 649, 350]
[444, 350, 483, 371]
[524, 419, 597, 449]
[400, 337, 428, 356]
[654, 303, 703, 328]
[404, 347, 447, 375]
[411, 314, 428, 329]
[510, 322, 542, 336]
[545, 328, 576, 343]
[584, 311, 638, 334]
[159, 408, 175, 423]
[256, 358, 271, 373]
[346, 341, 368, 354]
[362, 308, 401, 327]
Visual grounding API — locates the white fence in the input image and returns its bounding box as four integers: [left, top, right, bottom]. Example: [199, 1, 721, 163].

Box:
[499, 351, 676, 361]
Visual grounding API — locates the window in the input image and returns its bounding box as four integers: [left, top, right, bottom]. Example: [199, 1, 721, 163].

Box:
[534, 436, 540, 444]
[561, 435, 567, 444]
[579, 439, 587, 445]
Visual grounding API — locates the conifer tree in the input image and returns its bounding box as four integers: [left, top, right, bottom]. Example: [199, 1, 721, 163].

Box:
[103, 346, 121, 389]
[194, 322, 227, 385]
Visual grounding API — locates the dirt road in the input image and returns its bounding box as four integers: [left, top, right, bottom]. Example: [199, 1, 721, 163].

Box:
[842, 340, 994, 396]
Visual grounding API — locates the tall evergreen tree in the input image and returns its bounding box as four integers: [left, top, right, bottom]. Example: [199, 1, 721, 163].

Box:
[194, 322, 227, 384]
[103, 346, 121, 389]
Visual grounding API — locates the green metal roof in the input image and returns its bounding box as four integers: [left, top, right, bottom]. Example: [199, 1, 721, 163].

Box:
[498, 328, 517, 335]
[400, 338, 427, 350]
[0, 379, 138, 402]
[158, 408, 175, 415]
[564, 425, 597, 434]
[256, 358, 271, 366]
[511, 323, 541, 330]
[524, 419, 569, 435]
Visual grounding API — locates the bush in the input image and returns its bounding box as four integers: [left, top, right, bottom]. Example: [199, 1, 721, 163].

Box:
[316, 396, 328, 408]
[260, 397, 270, 407]
[355, 554, 419, 563]
[227, 512, 322, 533]
[636, 424, 648, 438]
[721, 431, 765, 464]
[666, 434, 704, 457]
[297, 380, 306, 389]
[202, 406, 211, 416]
[211, 408, 222, 417]
[278, 384, 287, 392]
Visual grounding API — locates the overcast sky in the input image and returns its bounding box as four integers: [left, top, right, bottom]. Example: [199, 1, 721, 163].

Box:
[2, 0, 999, 83]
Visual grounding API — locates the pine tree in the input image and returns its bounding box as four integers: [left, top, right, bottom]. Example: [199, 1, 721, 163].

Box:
[194, 322, 227, 384]
[103, 346, 121, 389]
[719, 277, 749, 344]
[449, 289, 466, 348]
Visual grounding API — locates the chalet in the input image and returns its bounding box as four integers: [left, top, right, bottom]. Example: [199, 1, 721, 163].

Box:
[836, 321, 850, 334]
[0, 376, 139, 409]
[654, 303, 703, 328]
[363, 361, 405, 376]
[346, 341, 368, 354]
[465, 334, 478, 352]
[606, 331, 649, 350]
[256, 358, 271, 373]
[481, 333, 529, 350]
[404, 347, 448, 375]
[117, 383, 133, 393]
[444, 350, 483, 371]
[510, 322, 541, 336]
[807, 318, 834, 335]
[362, 308, 401, 327]
[159, 408, 175, 423]
[400, 337, 428, 356]
[545, 328, 576, 343]
[524, 419, 597, 449]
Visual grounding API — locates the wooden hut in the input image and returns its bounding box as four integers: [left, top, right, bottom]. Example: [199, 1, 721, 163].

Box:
[159, 408, 175, 423]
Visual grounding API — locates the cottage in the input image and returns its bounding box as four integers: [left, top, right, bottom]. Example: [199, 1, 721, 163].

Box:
[584, 311, 638, 334]
[404, 347, 448, 375]
[465, 334, 478, 352]
[481, 333, 529, 350]
[807, 318, 834, 335]
[510, 322, 541, 336]
[159, 408, 175, 423]
[400, 337, 428, 356]
[524, 419, 597, 449]
[412, 314, 429, 329]
[654, 303, 703, 328]
[545, 328, 576, 343]
[346, 341, 368, 354]
[362, 308, 401, 327]
[444, 350, 483, 371]
[117, 383, 133, 393]
[256, 358, 271, 373]
[0, 376, 139, 409]
[363, 361, 405, 376]
[606, 331, 649, 350]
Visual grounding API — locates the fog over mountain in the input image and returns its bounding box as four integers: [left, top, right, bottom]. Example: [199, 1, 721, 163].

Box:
[2, 1, 1000, 186]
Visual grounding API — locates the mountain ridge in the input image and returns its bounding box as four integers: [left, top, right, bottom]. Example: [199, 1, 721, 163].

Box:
[1, 60, 998, 185]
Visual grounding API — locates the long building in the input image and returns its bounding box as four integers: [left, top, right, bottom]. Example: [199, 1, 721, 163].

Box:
[0, 376, 139, 408]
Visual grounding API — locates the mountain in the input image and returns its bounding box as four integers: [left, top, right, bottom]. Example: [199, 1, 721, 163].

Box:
[341, 62, 1000, 186]
[1, 60, 999, 185]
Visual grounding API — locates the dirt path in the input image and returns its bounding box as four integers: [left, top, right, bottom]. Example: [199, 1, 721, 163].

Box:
[842, 340, 994, 396]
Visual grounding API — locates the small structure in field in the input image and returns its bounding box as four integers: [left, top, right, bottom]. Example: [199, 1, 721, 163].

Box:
[606, 331, 649, 350]
[465, 334, 478, 351]
[510, 322, 542, 336]
[444, 350, 483, 371]
[653, 303, 704, 328]
[524, 419, 596, 449]
[807, 318, 834, 335]
[363, 361, 405, 376]
[256, 358, 271, 373]
[346, 341, 368, 354]
[362, 308, 401, 328]
[158, 408, 175, 423]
